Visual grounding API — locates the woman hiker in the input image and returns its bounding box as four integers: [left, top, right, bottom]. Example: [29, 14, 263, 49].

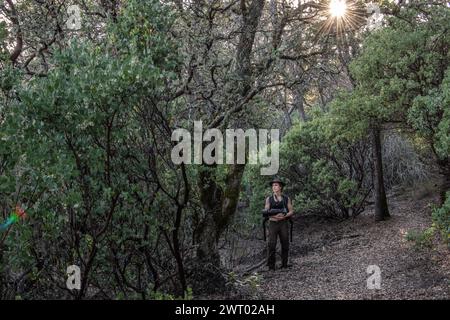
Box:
[265, 178, 294, 270]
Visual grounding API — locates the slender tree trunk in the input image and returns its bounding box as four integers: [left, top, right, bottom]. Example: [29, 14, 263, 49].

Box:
[372, 126, 390, 221]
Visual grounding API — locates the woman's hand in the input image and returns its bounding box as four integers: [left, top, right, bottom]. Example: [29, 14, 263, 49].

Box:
[271, 213, 285, 221]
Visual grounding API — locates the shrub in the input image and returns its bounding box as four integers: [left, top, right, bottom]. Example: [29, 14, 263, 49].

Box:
[432, 192, 450, 247]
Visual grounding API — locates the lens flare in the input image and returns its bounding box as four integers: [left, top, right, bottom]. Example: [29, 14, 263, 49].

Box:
[329, 0, 347, 18]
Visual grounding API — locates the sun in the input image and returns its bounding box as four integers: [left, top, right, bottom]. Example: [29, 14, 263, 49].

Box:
[329, 0, 347, 18]
[314, 0, 367, 41]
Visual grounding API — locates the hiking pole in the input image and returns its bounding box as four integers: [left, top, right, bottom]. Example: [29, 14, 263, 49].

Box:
[263, 217, 268, 241]
[289, 219, 293, 242]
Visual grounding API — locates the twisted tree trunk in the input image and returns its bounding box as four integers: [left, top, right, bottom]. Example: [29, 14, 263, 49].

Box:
[191, 0, 266, 294]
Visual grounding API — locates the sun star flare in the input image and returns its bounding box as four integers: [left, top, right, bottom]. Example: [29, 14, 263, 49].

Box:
[329, 0, 347, 18]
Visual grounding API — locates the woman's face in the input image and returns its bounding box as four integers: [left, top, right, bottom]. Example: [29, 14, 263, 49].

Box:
[272, 183, 282, 193]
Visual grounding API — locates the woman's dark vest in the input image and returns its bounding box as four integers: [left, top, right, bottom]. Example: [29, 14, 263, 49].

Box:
[268, 194, 289, 212]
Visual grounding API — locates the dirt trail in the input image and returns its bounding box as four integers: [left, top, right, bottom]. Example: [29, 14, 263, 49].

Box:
[254, 187, 450, 300]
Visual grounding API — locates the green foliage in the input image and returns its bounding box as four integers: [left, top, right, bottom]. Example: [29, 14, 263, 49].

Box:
[405, 227, 435, 249]
[343, 3, 450, 248]
[0, 64, 18, 93]
[349, 4, 450, 162]
[324, 90, 373, 142]
[246, 109, 372, 219]
[434, 71, 450, 159]
[405, 192, 449, 249]
[280, 113, 372, 217]
[432, 192, 450, 246]
[0, 21, 8, 62]
[146, 287, 193, 300]
[0, 0, 185, 299]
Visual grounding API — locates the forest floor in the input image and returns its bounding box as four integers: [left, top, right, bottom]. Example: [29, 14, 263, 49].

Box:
[228, 183, 449, 300]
